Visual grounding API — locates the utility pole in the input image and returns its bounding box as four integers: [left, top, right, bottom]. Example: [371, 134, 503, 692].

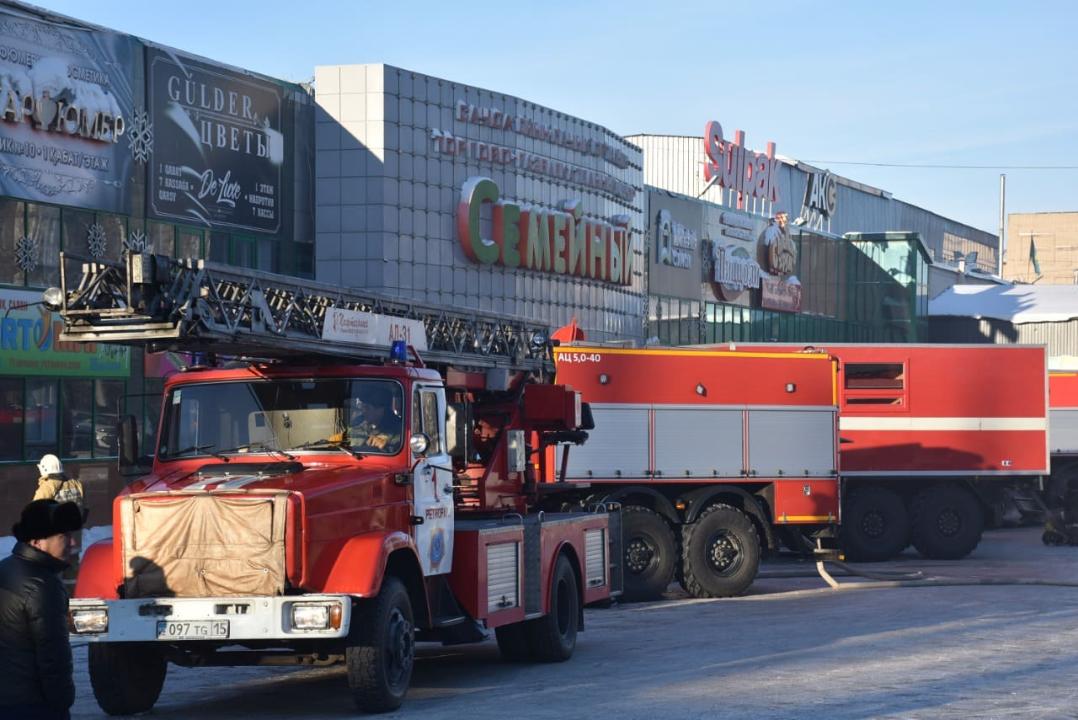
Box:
[998, 173, 1006, 277]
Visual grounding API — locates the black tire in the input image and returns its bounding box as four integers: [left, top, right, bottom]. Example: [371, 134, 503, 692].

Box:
[88, 642, 167, 716]
[346, 576, 415, 713]
[840, 486, 910, 562]
[680, 503, 760, 598]
[621, 505, 676, 602]
[526, 554, 579, 662]
[910, 484, 985, 559]
[495, 621, 532, 661]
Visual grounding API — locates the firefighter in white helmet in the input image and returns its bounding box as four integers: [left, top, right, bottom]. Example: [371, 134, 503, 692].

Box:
[32, 454, 85, 589]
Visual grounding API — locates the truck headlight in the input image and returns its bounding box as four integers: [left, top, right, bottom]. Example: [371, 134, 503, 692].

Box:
[70, 607, 108, 634]
[291, 602, 342, 631]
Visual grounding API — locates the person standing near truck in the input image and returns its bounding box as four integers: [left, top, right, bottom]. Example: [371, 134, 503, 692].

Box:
[0, 499, 84, 720]
[32, 455, 85, 588]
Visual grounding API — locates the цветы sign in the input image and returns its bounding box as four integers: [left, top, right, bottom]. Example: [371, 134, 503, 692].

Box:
[456, 177, 633, 286]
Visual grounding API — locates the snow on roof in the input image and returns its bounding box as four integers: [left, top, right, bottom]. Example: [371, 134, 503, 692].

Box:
[929, 284, 1078, 323]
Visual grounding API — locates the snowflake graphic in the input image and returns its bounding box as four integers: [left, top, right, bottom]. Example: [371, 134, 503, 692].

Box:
[87, 223, 107, 258]
[15, 235, 39, 273]
[127, 108, 153, 164]
[123, 228, 149, 253]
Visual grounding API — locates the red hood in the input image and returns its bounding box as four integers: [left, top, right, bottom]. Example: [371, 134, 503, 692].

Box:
[126, 456, 403, 497]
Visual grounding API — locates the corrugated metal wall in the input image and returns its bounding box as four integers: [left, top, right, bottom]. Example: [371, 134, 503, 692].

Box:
[929, 316, 1078, 362]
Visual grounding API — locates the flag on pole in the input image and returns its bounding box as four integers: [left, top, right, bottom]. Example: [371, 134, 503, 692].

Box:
[1030, 236, 1042, 276]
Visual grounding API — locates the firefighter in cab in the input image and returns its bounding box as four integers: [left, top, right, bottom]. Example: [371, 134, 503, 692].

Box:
[347, 384, 402, 452]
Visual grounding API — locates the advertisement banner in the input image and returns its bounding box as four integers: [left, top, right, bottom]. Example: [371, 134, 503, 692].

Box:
[148, 48, 284, 233]
[0, 7, 137, 213]
[761, 276, 803, 313]
[0, 289, 129, 376]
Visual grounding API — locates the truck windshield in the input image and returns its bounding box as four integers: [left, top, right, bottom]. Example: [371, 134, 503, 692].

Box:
[158, 378, 404, 459]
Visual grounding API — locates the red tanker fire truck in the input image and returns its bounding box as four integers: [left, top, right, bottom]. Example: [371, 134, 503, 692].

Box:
[56, 252, 621, 715]
[1045, 371, 1078, 542]
[551, 345, 841, 601]
[721, 343, 1049, 562]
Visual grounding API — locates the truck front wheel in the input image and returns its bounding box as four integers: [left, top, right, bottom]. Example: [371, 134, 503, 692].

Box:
[911, 484, 984, 559]
[88, 642, 167, 716]
[621, 505, 676, 602]
[346, 576, 415, 713]
[680, 503, 760, 598]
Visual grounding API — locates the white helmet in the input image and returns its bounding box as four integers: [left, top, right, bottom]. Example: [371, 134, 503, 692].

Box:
[38, 454, 63, 477]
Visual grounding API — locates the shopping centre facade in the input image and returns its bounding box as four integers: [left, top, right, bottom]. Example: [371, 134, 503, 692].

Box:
[0, 1, 997, 524]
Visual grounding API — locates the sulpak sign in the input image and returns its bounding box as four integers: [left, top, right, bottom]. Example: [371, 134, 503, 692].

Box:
[702, 120, 781, 206]
[456, 176, 633, 286]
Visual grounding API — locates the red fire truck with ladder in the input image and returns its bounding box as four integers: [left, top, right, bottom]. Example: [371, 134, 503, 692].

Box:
[550, 345, 841, 601]
[55, 252, 621, 715]
[719, 343, 1050, 562]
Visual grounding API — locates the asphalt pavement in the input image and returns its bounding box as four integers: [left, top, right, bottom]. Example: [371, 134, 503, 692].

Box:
[70, 527, 1078, 719]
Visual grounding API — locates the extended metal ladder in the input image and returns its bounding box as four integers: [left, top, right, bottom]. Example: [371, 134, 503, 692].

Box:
[57, 251, 553, 374]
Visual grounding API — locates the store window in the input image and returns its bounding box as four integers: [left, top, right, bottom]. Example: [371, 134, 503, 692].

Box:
[61, 378, 93, 458]
[0, 199, 25, 286]
[98, 214, 127, 262]
[258, 237, 276, 272]
[94, 379, 124, 457]
[177, 226, 203, 259]
[208, 231, 230, 263]
[27, 203, 61, 288]
[232, 236, 258, 269]
[25, 378, 58, 459]
[0, 378, 23, 461]
[147, 221, 176, 256]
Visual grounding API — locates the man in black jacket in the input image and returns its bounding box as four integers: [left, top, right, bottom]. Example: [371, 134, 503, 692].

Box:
[0, 499, 84, 720]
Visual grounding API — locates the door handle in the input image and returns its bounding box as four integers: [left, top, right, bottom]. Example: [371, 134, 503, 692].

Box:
[442, 485, 453, 495]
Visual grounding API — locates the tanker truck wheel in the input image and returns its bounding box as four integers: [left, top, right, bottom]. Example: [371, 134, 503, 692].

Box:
[526, 553, 580, 662]
[346, 576, 415, 713]
[840, 486, 910, 562]
[88, 642, 167, 715]
[620, 506, 676, 602]
[680, 503, 760, 598]
[911, 484, 985, 559]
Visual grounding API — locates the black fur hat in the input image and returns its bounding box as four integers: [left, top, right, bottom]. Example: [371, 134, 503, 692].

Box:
[12, 499, 84, 542]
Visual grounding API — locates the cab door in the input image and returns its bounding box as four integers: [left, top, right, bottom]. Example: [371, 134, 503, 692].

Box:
[411, 384, 454, 576]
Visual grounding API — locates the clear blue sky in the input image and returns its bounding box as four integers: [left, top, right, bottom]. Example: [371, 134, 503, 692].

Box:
[34, 0, 1078, 240]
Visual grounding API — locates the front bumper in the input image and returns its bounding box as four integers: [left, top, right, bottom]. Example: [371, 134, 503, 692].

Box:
[69, 595, 353, 643]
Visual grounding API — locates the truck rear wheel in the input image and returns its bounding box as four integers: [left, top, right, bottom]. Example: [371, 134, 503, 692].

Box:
[621, 505, 676, 602]
[526, 553, 579, 662]
[680, 504, 760, 598]
[88, 642, 167, 716]
[346, 576, 415, 713]
[840, 486, 909, 562]
[911, 484, 984, 559]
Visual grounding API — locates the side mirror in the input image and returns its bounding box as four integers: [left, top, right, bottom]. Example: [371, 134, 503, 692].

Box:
[409, 432, 430, 457]
[117, 415, 141, 476]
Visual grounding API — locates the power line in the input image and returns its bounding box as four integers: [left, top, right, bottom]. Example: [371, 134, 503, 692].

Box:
[802, 160, 1078, 170]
